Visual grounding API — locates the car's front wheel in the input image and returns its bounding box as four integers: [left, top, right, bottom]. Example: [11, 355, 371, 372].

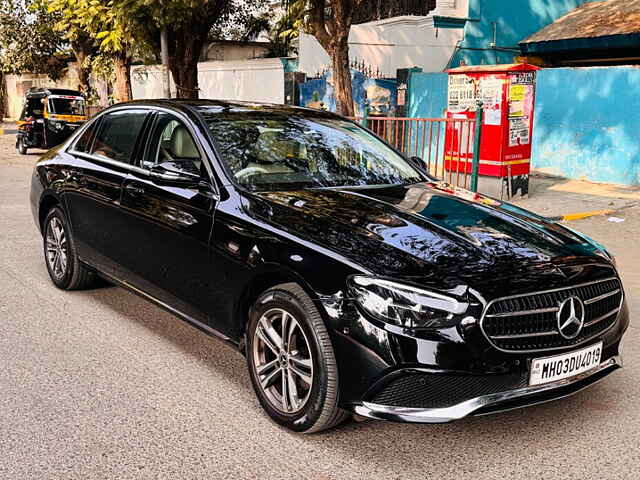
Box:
[43, 207, 94, 290]
[246, 283, 348, 433]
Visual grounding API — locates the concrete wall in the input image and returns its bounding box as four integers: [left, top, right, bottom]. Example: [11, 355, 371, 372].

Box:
[450, 0, 591, 68]
[132, 58, 285, 104]
[201, 42, 270, 62]
[298, 0, 468, 75]
[532, 66, 640, 186]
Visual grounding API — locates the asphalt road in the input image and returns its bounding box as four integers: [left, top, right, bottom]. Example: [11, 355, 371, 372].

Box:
[1, 136, 638, 479]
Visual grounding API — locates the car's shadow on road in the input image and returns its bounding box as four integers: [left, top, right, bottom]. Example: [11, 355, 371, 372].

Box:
[77, 282, 627, 470]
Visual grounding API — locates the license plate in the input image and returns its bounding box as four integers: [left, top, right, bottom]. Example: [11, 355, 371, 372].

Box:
[529, 342, 602, 386]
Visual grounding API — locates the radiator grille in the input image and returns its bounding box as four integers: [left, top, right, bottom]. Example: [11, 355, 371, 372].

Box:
[481, 278, 622, 352]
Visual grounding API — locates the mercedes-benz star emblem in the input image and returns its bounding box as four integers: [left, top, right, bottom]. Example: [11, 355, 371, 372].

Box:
[557, 296, 585, 339]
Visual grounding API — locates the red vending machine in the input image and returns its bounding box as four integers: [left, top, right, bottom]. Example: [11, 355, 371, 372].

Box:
[444, 63, 540, 199]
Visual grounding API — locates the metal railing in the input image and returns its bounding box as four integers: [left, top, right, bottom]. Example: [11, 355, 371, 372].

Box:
[352, 111, 483, 190]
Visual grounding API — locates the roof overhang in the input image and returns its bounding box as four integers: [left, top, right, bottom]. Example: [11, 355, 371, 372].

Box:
[521, 33, 640, 55]
[433, 15, 474, 29]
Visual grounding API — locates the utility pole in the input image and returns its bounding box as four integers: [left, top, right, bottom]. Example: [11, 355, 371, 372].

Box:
[160, 27, 171, 98]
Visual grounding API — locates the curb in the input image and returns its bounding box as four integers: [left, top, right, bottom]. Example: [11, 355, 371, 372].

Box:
[548, 204, 636, 222]
[0, 128, 18, 135]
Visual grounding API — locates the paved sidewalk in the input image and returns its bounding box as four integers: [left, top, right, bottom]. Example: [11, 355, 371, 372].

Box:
[515, 173, 639, 219]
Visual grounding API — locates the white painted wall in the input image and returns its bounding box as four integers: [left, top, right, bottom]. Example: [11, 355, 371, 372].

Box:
[132, 58, 285, 104]
[131, 65, 175, 99]
[198, 58, 284, 103]
[298, 0, 469, 76]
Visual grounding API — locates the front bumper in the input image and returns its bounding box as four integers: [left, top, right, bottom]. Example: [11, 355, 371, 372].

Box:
[353, 355, 622, 423]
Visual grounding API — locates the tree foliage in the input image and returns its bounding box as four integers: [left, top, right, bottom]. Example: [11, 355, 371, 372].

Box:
[0, 0, 68, 79]
[9, 0, 271, 102]
[45, 0, 151, 101]
[240, 2, 304, 58]
[115, 0, 267, 98]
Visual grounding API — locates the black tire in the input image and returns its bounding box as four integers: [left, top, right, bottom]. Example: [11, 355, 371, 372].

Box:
[43, 206, 94, 290]
[246, 283, 348, 433]
[17, 138, 27, 155]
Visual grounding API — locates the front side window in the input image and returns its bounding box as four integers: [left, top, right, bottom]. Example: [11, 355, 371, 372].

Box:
[201, 112, 424, 191]
[142, 112, 203, 177]
[90, 110, 148, 163]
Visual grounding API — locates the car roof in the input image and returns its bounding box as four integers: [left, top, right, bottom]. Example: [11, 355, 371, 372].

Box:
[110, 98, 342, 120]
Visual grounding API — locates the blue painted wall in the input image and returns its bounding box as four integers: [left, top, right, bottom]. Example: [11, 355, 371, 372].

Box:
[405, 67, 640, 186]
[532, 67, 640, 186]
[449, 0, 591, 68]
[299, 70, 397, 117]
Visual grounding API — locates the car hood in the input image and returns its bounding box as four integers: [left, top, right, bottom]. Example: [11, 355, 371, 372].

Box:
[242, 182, 613, 299]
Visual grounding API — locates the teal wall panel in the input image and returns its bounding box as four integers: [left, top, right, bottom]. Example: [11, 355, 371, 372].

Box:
[449, 0, 591, 68]
[532, 67, 640, 186]
[407, 72, 448, 119]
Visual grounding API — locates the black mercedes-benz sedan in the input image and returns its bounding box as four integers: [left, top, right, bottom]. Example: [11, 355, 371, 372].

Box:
[30, 100, 628, 432]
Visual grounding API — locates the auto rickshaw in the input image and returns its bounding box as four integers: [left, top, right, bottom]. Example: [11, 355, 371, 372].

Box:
[16, 88, 87, 155]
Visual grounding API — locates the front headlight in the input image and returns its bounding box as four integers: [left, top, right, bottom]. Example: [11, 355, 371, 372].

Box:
[347, 276, 468, 329]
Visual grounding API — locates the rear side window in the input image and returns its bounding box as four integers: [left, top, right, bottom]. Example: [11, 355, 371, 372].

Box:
[74, 118, 101, 153]
[90, 110, 148, 163]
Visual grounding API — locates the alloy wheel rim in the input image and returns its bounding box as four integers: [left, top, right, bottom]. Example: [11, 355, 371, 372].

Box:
[252, 308, 314, 414]
[46, 217, 68, 280]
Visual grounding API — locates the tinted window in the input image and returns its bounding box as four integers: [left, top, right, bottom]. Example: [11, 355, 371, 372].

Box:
[202, 114, 423, 191]
[90, 110, 148, 163]
[142, 112, 203, 177]
[74, 118, 100, 153]
[21, 98, 44, 119]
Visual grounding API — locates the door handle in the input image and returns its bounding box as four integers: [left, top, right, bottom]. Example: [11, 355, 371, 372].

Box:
[124, 183, 145, 196]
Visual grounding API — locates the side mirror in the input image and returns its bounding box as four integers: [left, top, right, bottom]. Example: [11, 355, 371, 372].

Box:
[149, 161, 201, 187]
[408, 155, 427, 173]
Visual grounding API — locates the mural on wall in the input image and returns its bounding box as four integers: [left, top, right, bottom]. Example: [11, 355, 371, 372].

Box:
[299, 69, 397, 117]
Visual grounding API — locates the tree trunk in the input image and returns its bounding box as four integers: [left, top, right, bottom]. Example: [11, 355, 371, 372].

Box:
[168, 28, 204, 99]
[71, 36, 94, 98]
[330, 34, 354, 117]
[74, 50, 91, 96]
[113, 54, 132, 103]
[170, 59, 199, 99]
[308, 0, 357, 117]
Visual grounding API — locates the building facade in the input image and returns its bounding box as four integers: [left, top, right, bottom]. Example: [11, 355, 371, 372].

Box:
[298, 0, 593, 76]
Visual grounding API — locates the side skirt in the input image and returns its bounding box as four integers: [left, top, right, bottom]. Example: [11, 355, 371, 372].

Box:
[91, 265, 241, 352]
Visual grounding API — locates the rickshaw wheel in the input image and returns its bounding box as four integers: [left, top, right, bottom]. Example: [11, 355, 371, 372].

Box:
[17, 138, 27, 155]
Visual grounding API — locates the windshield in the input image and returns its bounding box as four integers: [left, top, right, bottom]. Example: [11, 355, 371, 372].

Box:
[203, 114, 424, 191]
[48, 97, 85, 116]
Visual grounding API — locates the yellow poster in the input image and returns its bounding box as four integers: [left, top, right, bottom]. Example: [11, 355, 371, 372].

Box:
[509, 85, 525, 102]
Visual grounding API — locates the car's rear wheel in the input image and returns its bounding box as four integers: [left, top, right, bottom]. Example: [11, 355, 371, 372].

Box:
[17, 138, 27, 155]
[43, 207, 94, 290]
[246, 283, 348, 433]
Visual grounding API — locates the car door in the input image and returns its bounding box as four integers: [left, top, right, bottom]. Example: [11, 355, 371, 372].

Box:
[64, 109, 152, 276]
[118, 110, 218, 324]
